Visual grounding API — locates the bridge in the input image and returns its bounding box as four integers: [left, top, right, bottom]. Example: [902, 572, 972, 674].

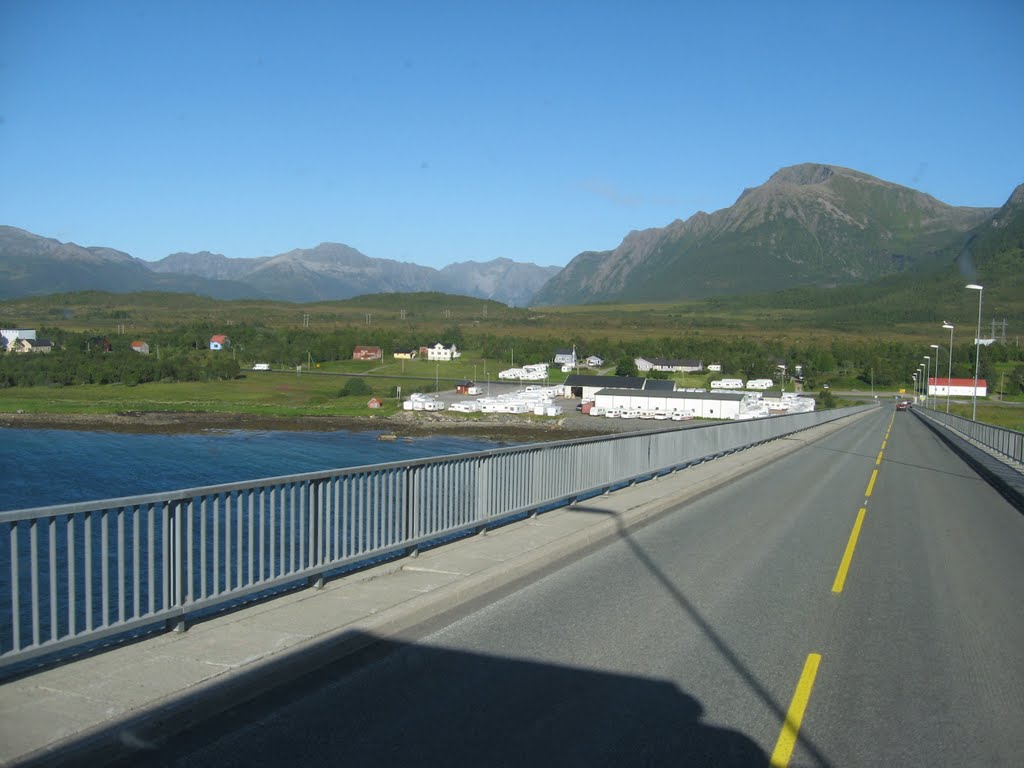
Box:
[1, 406, 1022, 766]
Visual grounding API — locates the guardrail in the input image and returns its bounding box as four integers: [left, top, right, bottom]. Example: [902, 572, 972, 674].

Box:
[915, 407, 1023, 465]
[1, 405, 870, 668]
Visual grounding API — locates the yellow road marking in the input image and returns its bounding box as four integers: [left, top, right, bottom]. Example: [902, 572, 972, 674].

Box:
[876, 451, 884, 465]
[865, 469, 878, 498]
[832, 507, 866, 593]
[770, 653, 823, 767]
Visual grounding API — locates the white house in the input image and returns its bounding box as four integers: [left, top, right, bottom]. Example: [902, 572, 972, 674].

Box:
[635, 357, 703, 373]
[209, 334, 230, 350]
[928, 377, 988, 397]
[585, 355, 604, 368]
[553, 348, 577, 367]
[707, 363, 722, 372]
[1, 329, 36, 345]
[423, 342, 459, 362]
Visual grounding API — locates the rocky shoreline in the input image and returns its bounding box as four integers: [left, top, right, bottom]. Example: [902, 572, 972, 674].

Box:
[0, 409, 645, 441]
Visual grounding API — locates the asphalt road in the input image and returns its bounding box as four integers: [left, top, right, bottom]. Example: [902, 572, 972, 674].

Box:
[135, 407, 1024, 767]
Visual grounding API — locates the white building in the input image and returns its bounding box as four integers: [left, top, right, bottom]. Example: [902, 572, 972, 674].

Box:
[562, 374, 674, 401]
[1, 329, 36, 345]
[423, 342, 459, 362]
[635, 357, 703, 373]
[593, 388, 752, 420]
[553, 348, 577, 367]
[928, 377, 988, 397]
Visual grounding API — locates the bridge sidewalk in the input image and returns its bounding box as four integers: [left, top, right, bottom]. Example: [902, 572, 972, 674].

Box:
[0, 415, 868, 767]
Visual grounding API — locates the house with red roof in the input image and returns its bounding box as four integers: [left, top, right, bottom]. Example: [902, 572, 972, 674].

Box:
[928, 377, 987, 397]
[352, 345, 382, 360]
[209, 334, 230, 350]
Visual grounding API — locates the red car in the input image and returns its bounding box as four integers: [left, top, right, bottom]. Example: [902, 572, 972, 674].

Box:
[896, 400, 911, 411]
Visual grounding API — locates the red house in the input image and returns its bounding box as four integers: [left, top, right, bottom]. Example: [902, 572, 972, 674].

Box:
[352, 345, 382, 360]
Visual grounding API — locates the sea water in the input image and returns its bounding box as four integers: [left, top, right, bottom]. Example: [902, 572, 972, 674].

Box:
[0, 427, 506, 513]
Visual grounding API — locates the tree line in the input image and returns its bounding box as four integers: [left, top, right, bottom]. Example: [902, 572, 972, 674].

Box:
[2, 321, 1022, 393]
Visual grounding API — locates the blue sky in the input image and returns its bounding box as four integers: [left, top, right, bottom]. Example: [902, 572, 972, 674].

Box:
[2, 1, 1022, 269]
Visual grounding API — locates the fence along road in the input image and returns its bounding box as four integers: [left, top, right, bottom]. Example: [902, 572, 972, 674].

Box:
[0, 406, 869, 671]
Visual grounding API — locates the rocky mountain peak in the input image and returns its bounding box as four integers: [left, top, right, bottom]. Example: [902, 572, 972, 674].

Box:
[767, 163, 837, 186]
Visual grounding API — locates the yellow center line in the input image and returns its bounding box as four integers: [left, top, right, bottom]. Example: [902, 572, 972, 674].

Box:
[770, 653, 823, 767]
[875, 451, 884, 466]
[832, 507, 866, 593]
[864, 469, 878, 498]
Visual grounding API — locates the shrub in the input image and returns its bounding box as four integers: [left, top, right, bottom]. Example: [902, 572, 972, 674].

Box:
[340, 377, 373, 397]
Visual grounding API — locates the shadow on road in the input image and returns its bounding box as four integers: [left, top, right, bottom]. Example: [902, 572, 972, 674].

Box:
[113, 630, 765, 767]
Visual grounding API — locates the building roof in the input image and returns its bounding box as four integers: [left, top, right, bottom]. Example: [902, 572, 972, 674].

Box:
[564, 374, 646, 389]
[210, 334, 229, 343]
[596, 388, 746, 402]
[929, 377, 988, 386]
[642, 379, 677, 391]
[638, 357, 702, 367]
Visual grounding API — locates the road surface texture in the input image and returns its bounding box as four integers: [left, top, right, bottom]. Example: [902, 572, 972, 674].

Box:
[124, 406, 1024, 767]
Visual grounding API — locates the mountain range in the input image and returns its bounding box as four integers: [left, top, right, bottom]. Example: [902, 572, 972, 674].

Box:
[0, 231, 559, 307]
[2, 163, 1019, 307]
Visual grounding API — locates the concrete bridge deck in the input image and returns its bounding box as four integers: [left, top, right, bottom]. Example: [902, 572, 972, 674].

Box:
[0, 411, 875, 766]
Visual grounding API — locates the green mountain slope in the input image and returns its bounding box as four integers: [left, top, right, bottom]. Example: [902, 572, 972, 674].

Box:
[532, 164, 996, 305]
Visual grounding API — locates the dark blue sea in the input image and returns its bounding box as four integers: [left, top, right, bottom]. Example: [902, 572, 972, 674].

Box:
[0, 427, 506, 513]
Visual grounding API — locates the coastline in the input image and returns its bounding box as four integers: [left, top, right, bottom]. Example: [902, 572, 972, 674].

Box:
[0, 409, 635, 441]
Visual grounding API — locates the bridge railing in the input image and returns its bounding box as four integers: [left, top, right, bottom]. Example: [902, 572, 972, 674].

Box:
[916, 407, 1023, 465]
[1, 405, 869, 669]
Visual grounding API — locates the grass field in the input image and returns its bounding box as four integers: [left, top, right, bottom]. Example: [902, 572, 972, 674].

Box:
[2, 290, 1022, 431]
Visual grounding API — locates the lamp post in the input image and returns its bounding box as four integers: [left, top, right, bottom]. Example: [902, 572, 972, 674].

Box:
[966, 284, 983, 420]
[913, 372, 918, 401]
[930, 344, 940, 409]
[942, 322, 954, 414]
[918, 363, 926, 403]
[923, 355, 931, 408]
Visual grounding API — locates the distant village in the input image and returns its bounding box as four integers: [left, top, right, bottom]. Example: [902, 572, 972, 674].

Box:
[4, 326, 987, 421]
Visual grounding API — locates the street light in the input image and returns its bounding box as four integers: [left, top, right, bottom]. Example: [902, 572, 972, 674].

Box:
[923, 355, 931, 408]
[966, 284, 983, 420]
[930, 344, 940, 408]
[912, 372, 918, 400]
[918, 363, 926, 403]
[942, 322, 954, 413]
